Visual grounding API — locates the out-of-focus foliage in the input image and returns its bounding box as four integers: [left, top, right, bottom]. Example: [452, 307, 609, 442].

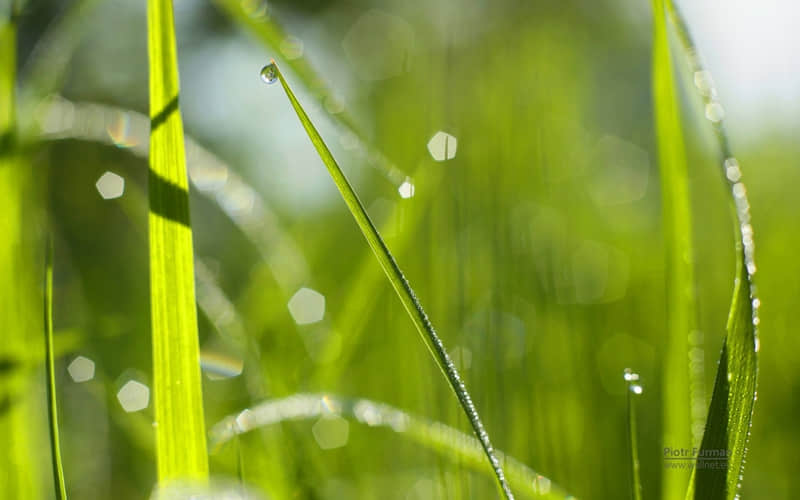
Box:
[2, 0, 797, 498]
[1, 4, 46, 498]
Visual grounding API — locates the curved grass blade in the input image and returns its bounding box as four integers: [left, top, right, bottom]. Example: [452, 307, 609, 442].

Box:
[659, 3, 760, 499]
[650, 0, 702, 497]
[147, 0, 209, 482]
[43, 239, 67, 499]
[211, 394, 570, 499]
[623, 369, 643, 500]
[267, 62, 514, 500]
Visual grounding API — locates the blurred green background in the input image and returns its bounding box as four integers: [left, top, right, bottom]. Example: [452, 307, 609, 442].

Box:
[5, 0, 799, 498]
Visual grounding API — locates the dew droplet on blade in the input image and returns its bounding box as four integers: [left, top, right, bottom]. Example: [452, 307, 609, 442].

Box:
[260, 64, 278, 84]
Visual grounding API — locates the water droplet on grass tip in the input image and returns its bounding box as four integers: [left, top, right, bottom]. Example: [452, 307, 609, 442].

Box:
[624, 368, 643, 393]
[260, 64, 277, 84]
[623, 368, 639, 381]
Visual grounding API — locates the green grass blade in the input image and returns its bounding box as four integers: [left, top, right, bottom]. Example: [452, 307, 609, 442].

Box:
[147, 0, 209, 482]
[268, 62, 514, 500]
[1, 3, 17, 144]
[43, 239, 67, 499]
[662, 4, 760, 499]
[211, 394, 569, 499]
[650, 0, 700, 497]
[623, 370, 643, 500]
[0, 5, 42, 498]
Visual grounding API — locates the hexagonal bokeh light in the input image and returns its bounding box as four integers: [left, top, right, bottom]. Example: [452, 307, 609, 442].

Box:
[427, 131, 457, 161]
[67, 355, 96, 383]
[117, 380, 150, 413]
[95, 171, 125, 199]
[288, 287, 325, 325]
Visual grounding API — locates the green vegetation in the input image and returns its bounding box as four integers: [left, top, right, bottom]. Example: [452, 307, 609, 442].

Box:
[147, 0, 209, 483]
[1, 0, 790, 498]
[1, 3, 44, 498]
[650, 0, 697, 496]
[662, 5, 760, 500]
[44, 239, 68, 499]
[269, 60, 512, 499]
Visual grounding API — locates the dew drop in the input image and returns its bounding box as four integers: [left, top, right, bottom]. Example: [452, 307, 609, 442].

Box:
[705, 102, 725, 122]
[260, 64, 278, 84]
[631, 384, 643, 394]
[623, 368, 639, 382]
[724, 158, 742, 183]
[693, 70, 715, 96]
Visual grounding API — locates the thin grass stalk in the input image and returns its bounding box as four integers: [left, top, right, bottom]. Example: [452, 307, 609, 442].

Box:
[624, 369, 643, 500]
[267, 61, 514, 500]
[44, 239, 67, 499]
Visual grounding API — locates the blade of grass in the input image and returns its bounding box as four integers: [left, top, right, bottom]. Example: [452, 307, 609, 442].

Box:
[317, 166, 444, 383]
[44, 239, 67, 499]
[662, 4, 760, 499]
[1, 2, 17, 146]
[623, 369, 643, 500]
[147, 0, 209, 482]
[267, 61, 514, 500]
[0, 4, 42, 498]
[211, 394, 570, 499]
[650, 0, 701, 497]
